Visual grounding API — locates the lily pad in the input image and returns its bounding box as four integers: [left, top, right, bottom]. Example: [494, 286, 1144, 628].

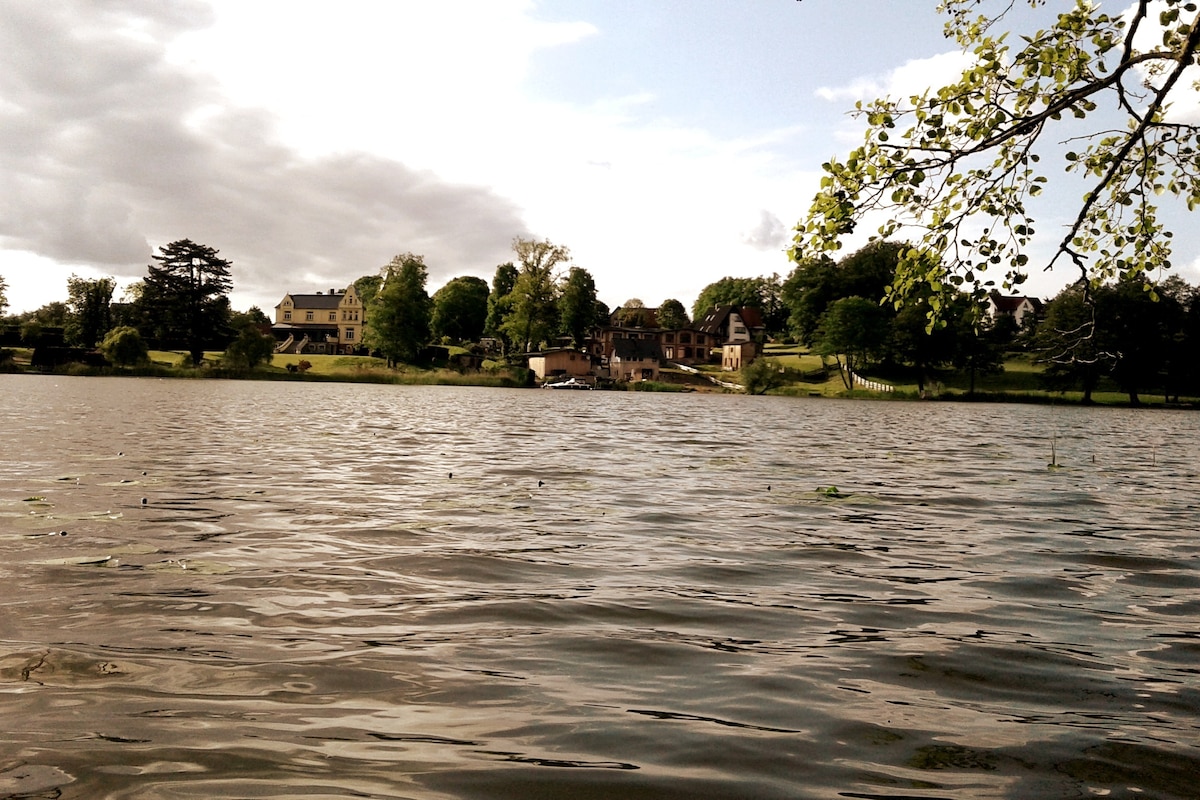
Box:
[34, 555, 118, 567]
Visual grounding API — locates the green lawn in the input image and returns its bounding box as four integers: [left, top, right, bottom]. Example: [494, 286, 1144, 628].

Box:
[10, 343, 1193, 405]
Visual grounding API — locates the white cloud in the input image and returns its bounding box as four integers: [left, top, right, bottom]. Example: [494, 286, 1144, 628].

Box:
[0, 0, 821, 314]
[741, 210, 788, 252]
[1124, 0, 1200, 123]
[0, 1, 531, 313]
[815, 50, 974, 106]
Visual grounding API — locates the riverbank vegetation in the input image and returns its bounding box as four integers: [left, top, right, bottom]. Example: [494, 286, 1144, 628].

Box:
[3, 230, 1199, 406]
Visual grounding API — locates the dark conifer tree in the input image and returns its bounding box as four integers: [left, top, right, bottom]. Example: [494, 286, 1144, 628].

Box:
[143, 239, 233, 365]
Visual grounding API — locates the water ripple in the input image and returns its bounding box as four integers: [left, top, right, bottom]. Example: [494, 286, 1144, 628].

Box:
[2, 377, 1198, 798]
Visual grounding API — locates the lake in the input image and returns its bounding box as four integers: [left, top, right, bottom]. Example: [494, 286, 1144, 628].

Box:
[1, 375, 1197, 799]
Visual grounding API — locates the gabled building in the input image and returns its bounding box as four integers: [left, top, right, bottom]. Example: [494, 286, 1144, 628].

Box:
[987, 295, 1043, 328]
[695, 305, 763, 344]
[609, 337, 663, 382]
[722, 341, 759, 371]
[273, 285, 365, 355]
[658, 328, 715, 364]
[528, 348, 594, 382]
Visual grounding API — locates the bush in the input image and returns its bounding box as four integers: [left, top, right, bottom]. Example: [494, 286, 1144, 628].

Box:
[99, 326, 149, 367]
[221, 327, 276, 370]
[742, 357, 786, 395]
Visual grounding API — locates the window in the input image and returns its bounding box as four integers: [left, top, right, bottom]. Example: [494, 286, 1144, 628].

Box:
[345, 328, 354, 340]
[329, 312, 337, 321]
[664, 333, 674, 343]
[680, 333, 691, 344]
[734, 326, 747, 335]
[305, 311, 314, 321]
[284, 311, 292, 321]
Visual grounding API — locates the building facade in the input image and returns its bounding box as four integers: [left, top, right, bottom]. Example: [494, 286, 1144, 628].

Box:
[273, 285, 365, 355]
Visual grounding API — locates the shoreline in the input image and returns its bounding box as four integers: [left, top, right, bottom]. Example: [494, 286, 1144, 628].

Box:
[3, 361, 1195, 409]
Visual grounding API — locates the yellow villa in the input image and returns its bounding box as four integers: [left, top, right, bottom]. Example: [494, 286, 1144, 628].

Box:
[272, 285, 365, 355]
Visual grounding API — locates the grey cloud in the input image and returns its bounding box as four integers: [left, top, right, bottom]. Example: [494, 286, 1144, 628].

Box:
[741, 209, 788, 251]
[0, 1, 527, 302]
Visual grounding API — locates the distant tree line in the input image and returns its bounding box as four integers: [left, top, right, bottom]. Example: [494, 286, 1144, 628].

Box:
[353, 237, 611, 363]
[2, 239, 271, 370]
[4, 234, 1199, 402]
[780, 241, 1200, 404]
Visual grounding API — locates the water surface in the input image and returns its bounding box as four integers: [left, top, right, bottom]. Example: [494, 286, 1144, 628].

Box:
[1, 375, 1197, 799]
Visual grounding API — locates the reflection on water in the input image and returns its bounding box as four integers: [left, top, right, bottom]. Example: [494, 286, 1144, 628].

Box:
[1, 375, 1198, 799]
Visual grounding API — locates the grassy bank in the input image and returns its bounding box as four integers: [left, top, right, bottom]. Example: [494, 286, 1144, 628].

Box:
[1, 348, 531, 388]
[757, 345, 1198, 407]
[5, 344, 1196, 406]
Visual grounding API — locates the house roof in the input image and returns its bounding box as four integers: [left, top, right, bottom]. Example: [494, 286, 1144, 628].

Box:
[738, 306, 764, 328]
[528, 347, 589, 357]
[609, 306, 659, 327]
[277, 293, 343, 310]
[271, 322, 339, 333]
[695, 305, 735, 336]
[696, 305, 765, 334]
[611, 337, 663, 361]
[990, 295, 1044, 314]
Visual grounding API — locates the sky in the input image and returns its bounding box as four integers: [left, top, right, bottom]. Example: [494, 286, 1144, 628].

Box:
[2, 0, 1197, 317]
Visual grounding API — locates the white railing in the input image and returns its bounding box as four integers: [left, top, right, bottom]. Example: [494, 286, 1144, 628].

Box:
[668, 362, 743, 390]
[848, 370, 893, 392]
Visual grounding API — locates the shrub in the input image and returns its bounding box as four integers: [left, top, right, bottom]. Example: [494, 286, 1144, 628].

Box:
[99, 326, 149, 367]
[221, 327, 276, 370]
[742, 357, 785, 395]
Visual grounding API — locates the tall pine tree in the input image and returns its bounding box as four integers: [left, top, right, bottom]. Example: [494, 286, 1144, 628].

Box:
[143, 240, 233, 366]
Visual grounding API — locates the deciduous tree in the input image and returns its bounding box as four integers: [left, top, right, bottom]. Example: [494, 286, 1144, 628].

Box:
[792, 0, 1200, 318]
[431, 276, 490, 343]
[502, 238, 569, 353]
[691, 277, 765, 321]
[614, 298, 652, 328]
[742, 357, 786, 395]
[229, 306, 270, 332]
[364, 253, 431, 365]
[656, 298, 690, 330]
[1099, 276, 1170, 405]
[558, 267, 600, 349]
[99, 325, 149, 367]
[221, 325, 276, 371]
[484, 262, 519, 353]
[1036, 283, 1106, 402]
[65, 275, 116, 349]
[814, 296, 891, 390]
[1159, 276, 1200, 400]
[783, 242, 900, 344]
